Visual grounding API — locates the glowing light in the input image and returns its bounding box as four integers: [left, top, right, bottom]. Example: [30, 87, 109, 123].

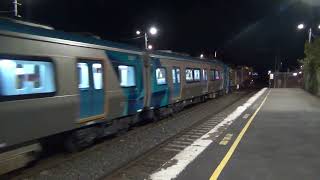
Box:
[293, 73, 298, 76]
[200, 54, 204, 59]
[149, 27, 158, 35]
[148, 44, 153, 50]
[297, 24, 305, 30]
[299, 71, 302, 74]
[268, 70, 271, 75]
[318, 25, 320, 29]
[136, 30, 141, 35]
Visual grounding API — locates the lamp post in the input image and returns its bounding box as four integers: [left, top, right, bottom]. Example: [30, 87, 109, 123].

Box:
[135, 26, 158, 50]
[297, 23, 320, 43]
[0, 0, 21, 17]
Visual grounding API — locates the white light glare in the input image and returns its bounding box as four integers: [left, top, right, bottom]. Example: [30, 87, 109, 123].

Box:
[149, 27, 158, 35]
[297, 24, 305, 30]
[148, 44, 153, 50]
[136, 30, 141, 35]
[200, 54, 204, 59]
[299, 71, 302, 74]
[268, 70, 271, 75]
[318, 25, 320, 29]
[293, 72, 298, 76]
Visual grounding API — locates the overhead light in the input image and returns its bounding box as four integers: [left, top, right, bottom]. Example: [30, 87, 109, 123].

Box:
[297, 24, 305, 30]
[149, 27, 158, 35]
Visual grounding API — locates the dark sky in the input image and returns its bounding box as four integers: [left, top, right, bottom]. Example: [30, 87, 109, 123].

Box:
[1, 0, 319, 72]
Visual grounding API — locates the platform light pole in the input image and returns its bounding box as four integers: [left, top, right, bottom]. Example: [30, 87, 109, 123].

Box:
[297, 23, 320, 44]
[13, 0, 21, 17]
[0, 0, 21, 17]
[136, 26, 158, 50]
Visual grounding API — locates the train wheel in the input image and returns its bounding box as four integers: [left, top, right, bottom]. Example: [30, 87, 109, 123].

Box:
[64, 129, 96, 152]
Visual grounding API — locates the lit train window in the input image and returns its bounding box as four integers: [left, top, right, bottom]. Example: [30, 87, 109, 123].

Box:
[176, 68, 181, 83]
[172, 67, 181, 84]
[172, 69, 176, 83]
[78, 63, 89, 89]
[210, 70, 215, 81]
[215, 70, 220, 80]
[194, 69, 201, 81]
[156, 68, 167, 85]
[118, 65, 136, 87]
[92, 63, 103, 90]
[203, 69, 208, 81]
[0, 59, 55, 96]
[186, 69, 193, 82]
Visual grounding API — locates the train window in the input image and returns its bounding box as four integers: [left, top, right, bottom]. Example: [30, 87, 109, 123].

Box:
[172, 67, 181, 84]
[215, 70, 220, 80]
[203, 69, 208, 81]
[210, 70, 215, 81]
[0, 59, 56, 96]
[172, 69, 176, 84]
[118, 65, 136, 87]
[176, 68, 181, 83]
[156, 67, 167, 85]
[92, 63, 103, 90]
[194, 69, 201, 81]
[78, 63, 90, 89]
[186, 68, 193, 82]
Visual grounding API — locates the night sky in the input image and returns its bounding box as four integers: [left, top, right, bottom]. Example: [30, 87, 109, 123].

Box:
[1, 0, 320, 73]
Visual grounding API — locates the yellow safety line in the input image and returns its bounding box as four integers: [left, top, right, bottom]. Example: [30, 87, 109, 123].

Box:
[210, 90, 271, 180]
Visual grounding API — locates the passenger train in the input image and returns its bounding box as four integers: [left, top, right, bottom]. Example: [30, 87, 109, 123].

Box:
[0, 18, 252, 174]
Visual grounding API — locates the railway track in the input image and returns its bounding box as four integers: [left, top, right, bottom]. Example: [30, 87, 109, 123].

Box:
[2, 90, 254, 180]
[104, 90, 255, 180]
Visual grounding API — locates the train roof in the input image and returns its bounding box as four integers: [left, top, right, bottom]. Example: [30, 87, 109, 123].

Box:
[150, 51, 225, 66]
[0, 17, 142, 52]
[0, 17, 226, 66]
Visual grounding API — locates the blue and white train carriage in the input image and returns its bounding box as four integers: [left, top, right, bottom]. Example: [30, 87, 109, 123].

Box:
[0, 18, 232, 174]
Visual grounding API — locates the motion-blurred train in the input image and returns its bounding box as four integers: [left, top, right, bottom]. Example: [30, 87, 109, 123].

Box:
[0, 18, 252, 174]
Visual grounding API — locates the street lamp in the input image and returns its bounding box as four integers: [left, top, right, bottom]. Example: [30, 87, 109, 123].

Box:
[297, 23, 319, 43]
[297, 24, 304, 30]
[148, 44, 153, 50]
[135, 26, 158, 50]
[149, 27, 158, 35]
[0, 0, 21, 17]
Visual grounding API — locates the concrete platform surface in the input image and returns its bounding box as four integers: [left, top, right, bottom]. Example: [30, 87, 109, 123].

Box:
[177, 88, 320, 180]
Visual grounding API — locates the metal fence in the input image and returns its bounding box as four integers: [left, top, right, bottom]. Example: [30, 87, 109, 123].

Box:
[269, 72, 303, 88]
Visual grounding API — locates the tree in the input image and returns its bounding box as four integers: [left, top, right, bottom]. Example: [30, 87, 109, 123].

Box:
[303, 38, 320, 95]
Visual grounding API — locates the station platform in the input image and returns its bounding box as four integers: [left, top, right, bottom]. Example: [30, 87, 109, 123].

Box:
[175, 88, 320, 180]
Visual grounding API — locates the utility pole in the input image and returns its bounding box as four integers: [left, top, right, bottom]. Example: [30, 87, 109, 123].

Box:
[144, 32, 148, 50]
[308, 28, 312, 44]
[13, 0, 21, 18]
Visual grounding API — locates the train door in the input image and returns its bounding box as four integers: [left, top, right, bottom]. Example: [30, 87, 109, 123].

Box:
[202, 69, 208, 93]
[172, 67, 181, 99]
[77, 60, 105, 119]
[150, 58, 169, 108]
